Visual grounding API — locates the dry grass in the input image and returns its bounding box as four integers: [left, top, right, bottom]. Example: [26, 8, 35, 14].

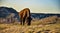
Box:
[0, 16, 60, 33]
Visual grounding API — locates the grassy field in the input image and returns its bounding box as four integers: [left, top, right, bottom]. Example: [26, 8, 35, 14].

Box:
[0, 16, 60, 33]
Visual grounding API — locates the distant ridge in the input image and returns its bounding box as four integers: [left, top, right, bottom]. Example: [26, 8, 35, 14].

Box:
[31, 13, 60, 19]
[0, 7, 20, 23]
[31, 13, 60, 14]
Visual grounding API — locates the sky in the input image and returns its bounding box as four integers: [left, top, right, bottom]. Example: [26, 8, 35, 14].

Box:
[0, 0, 60, 13]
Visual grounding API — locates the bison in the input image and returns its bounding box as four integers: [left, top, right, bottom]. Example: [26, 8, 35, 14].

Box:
[19, 8, 32, 25]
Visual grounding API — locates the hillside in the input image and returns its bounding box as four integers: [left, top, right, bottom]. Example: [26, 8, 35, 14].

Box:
[0, 7, 60, 33]
[0, 7, 20, 23]
[0, 16, 60, 33]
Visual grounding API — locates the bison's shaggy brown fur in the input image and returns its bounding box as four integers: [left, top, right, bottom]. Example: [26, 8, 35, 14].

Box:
[19, 8, 32, 25]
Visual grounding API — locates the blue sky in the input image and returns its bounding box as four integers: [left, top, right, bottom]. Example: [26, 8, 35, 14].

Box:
[0, 0, 60, 13]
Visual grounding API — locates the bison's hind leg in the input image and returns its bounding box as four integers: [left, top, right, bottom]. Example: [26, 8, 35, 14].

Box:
[22, 17, 26, 25]
[20, 17, 23, 25]
[20, 19, 22, 25]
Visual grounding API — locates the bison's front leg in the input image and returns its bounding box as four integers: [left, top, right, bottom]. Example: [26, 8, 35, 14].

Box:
[27, 17, 32, 25]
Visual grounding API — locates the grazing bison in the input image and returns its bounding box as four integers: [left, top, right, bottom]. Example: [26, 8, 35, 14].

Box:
[19, 8, 32, 25]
